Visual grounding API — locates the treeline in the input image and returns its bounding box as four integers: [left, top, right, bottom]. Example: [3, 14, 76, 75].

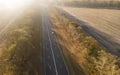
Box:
[64, 0, 120, 9]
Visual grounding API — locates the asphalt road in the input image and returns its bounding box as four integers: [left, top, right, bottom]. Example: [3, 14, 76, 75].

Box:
[58, 7, 120, 56]
[41, 7, 69, 75]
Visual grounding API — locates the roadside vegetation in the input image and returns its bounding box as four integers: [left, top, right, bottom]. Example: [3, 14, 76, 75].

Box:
[63, 0, 120, 9]
[0, 3, 41, 75]
[61, 7, 120, 52]
[50, 8, 120, 75]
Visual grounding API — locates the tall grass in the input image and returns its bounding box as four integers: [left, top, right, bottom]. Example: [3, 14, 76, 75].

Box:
[0, 3, 41, 75]
[50, 8, 120, 75]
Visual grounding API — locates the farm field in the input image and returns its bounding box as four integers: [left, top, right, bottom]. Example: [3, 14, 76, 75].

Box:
[62, 7, 120, 44]
[0, 0, 120, 75]
[50, 7, 120, 75]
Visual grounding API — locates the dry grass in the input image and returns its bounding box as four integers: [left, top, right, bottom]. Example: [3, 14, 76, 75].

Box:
[62, 7, 120, 44]
[0, 3, 42, 75]
[50, 7, 120, 75]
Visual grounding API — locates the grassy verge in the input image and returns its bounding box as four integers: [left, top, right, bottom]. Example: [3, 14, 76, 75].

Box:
[50, 7, 120, 75]
[0, 3, 42, 75]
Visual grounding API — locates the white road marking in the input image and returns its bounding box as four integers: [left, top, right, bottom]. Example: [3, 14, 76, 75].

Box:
[46, 16, 59, 75]
[41, 13, 47, 75]
[53, 28, 70, 75]
[47, 13, 70, 74]
[48, 64, 52, 70]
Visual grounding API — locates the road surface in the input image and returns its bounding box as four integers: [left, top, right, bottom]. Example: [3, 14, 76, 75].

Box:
[41, 6, 69, 75]
[59, 7, 120, 56]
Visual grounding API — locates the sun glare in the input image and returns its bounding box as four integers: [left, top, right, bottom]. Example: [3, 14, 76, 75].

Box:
[0, 0, 33, 10]
[40, 0, 56, 6]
